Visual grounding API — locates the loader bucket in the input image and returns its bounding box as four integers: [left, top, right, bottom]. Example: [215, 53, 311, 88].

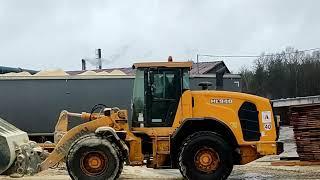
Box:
[0, 117, 29, 174]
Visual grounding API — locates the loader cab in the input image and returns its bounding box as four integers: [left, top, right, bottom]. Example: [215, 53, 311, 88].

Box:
[132, 60, 192, 127]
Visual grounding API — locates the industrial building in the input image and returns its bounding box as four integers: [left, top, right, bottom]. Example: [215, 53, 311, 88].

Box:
[0, 61, 241, 137]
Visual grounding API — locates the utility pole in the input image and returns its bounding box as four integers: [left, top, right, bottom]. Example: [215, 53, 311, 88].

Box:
[196, 54, 199, 74]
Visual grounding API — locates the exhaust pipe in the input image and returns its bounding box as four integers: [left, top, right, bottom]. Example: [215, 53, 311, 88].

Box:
[216, 66, 227, 90]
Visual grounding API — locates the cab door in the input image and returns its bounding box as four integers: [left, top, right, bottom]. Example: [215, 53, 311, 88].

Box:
[145, 68, 182, 127]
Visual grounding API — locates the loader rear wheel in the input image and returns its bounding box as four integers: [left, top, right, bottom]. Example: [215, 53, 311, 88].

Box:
[178, 131, 233, 180]
[67, 135, 122, 180]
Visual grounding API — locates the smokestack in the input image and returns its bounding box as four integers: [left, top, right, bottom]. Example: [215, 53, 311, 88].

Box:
[81, 59, 86, 70]
[96, 49, 102, 69]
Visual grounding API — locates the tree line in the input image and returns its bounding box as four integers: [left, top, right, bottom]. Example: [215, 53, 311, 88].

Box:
[240, 47, 320, 99]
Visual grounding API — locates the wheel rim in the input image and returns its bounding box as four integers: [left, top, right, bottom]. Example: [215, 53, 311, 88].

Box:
[194, 147, 220, 173]
[80, 151, 108, 176]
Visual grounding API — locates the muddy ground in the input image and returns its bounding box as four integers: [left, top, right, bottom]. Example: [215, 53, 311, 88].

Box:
[1, 126, 320, 180]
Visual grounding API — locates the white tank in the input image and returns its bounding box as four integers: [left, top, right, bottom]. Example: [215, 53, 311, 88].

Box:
[0, 117, 29, 174]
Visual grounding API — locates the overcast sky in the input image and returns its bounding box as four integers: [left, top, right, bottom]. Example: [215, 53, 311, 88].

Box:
[0, 0, 319, 72]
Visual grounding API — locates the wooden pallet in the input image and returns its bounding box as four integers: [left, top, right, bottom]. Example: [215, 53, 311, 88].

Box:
[271, 160, 320, 166]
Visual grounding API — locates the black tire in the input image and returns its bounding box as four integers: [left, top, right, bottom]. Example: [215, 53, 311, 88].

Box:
[178, 131, 233, 180]
[113, 142, 124, 180]
[66, 134, 123, 180]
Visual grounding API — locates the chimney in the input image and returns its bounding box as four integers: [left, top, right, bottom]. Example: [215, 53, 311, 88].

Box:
[96, 49, 102, 69]
[81, 59, 86, 70]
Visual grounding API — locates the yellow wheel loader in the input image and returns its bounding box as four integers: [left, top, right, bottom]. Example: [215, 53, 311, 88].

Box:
[0, 59, 283, 180]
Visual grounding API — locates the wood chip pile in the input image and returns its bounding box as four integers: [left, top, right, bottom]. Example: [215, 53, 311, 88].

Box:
[290, 105, 320, 161]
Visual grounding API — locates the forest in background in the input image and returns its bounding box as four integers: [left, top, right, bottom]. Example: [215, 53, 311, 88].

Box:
[240, 47, 320, 99]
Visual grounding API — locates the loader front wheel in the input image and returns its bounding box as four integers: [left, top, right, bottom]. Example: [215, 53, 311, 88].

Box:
[178, 131, 233, 180]
[67, 135, 121, 180]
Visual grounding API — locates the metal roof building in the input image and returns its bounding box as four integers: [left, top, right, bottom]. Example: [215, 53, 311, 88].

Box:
[67, 61, 230, 76]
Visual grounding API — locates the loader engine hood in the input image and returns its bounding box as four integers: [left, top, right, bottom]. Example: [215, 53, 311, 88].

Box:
[192, 90, 270, 104]
[0, 117, 29, 174]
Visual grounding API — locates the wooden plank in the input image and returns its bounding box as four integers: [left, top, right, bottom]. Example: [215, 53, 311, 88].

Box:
[271, 160, 320, 166]
[279, 156, 300, 161]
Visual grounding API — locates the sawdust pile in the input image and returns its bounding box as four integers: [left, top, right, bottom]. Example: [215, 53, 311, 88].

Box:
[34, 69, 69, 76]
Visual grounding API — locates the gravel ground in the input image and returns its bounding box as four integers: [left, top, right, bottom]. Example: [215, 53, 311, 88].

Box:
[1, 126, 320, 180]
[1, 164, 320, 180]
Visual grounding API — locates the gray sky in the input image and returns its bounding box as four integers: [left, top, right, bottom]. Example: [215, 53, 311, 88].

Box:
[0, 0, 319, 72]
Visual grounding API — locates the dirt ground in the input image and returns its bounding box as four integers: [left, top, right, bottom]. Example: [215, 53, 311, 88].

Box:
[1, 126, 320, 180]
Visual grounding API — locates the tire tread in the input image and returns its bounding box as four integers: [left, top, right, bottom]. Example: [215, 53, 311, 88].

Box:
[178, 131, 233, 180]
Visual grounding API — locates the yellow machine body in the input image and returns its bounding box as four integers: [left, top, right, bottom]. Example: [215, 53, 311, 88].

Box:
[131, 90, 279, 167]
[39, 62, 280, 171]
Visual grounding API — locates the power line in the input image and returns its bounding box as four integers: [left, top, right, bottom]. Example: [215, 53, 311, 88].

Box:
[199, 54, 260, 58]
[197, 48, 320, 58]
[195, 47, 320, 74]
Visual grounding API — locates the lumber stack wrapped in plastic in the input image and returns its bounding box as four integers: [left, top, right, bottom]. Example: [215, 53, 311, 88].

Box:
[290, 105, 320, 161]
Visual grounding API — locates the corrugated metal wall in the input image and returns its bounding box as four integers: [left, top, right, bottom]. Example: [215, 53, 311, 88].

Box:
[0, 75, 241, 134]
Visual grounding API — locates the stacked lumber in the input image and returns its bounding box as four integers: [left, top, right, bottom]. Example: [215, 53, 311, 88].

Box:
[290, 105, 320, 161]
